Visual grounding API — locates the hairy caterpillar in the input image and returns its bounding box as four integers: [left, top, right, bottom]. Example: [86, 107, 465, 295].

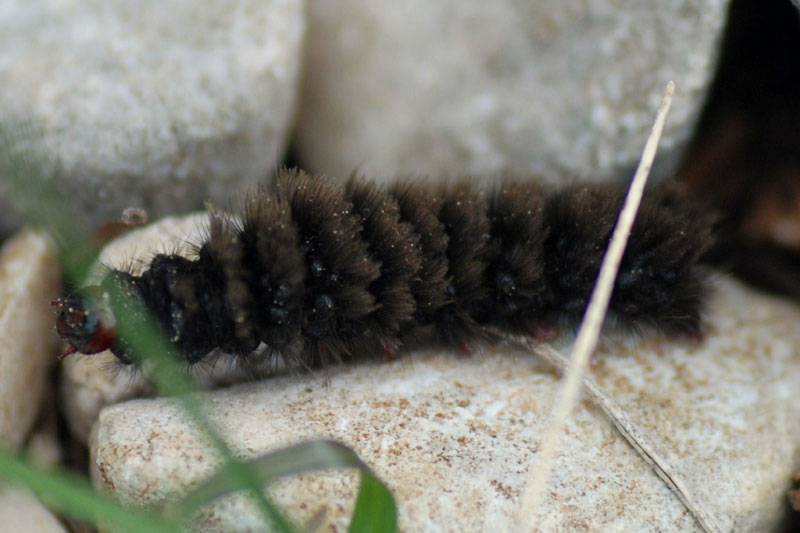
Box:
[54, 169, 714, 369]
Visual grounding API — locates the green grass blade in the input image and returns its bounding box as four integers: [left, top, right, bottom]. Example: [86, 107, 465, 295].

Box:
[168, 440, 397, 532]
[0, 448, 177, 533]
[1, 123, 398, 533]
[1, 123, 295, 532]
[106, 281, 297, 533]
[348, 472, 397, 533]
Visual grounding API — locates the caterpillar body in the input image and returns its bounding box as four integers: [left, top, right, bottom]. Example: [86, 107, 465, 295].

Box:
[54, 169, 714, 369]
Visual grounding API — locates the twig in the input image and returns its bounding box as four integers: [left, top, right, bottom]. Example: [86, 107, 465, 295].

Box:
[507, 336, 725, 533]
[513, 81, 722, 532]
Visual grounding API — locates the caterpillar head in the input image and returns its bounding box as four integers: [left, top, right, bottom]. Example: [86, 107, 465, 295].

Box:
[52, 287, 118, 359]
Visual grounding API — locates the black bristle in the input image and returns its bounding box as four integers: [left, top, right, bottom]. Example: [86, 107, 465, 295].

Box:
[612, 181, 714, 334]
[241, 177, 306, 358]
[55, 170, 715, 370]
[346, 177, 421, 352]
[435, 180, 492, 345]
[484, 180, 548, 333]
[542, 183, 622, 321]
[389, 180, 450, 325]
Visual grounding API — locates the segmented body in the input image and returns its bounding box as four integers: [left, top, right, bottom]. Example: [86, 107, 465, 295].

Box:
[55, 169, 714, 368]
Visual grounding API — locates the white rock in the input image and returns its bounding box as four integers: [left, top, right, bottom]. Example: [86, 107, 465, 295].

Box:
[60, 213, 254, 443]
[25, 381, 63, 470]
[0, 0, 304, 230]
[0, 230, 60, 449]
[295, 0, 728, 184]
[0, 487, 67, 533]
[91, 278, 800, 532]
[25, 423, 63, 472]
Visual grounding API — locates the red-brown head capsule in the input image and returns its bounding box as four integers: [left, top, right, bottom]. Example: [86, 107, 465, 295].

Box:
[52, 287, 118, 359]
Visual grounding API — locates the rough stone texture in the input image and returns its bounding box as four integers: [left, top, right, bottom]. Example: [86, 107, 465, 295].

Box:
[90, 277, 800, 532]
[0, 487, 67, 533]
[0, 0, 304, 233]
[295, 0, 728, 184]
[60, 214, 252, 443]
[0, 229, 60, 449]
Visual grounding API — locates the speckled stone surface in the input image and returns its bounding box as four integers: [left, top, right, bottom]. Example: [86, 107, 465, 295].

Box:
[89, 277, 800, 532]
[0, 0, 304, 233]
[295, 0, 728, 184]
[0, 230, 60, 449]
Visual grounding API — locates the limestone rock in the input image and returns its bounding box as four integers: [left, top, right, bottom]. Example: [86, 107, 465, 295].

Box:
[0, 487, 67, 533]
[25, 381, 63, 470]
[90, 278, 800, 531]
[295, 0, 728, 184]
[0, 230, 60, 449]
[0, 0, 304, 232]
